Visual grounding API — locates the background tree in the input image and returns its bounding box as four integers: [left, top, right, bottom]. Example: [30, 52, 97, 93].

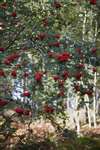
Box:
[0, 0, 99, 132]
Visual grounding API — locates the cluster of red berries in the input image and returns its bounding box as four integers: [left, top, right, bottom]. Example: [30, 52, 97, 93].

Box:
[43, 104, 54, 113]
[3, 53, 20, 65]
[56, 52, 71, 62]
[34, 71, 43, 82]
[0, 99, 9, 107]
[0, 69, 5, 77]
[89, 0, 96, 5]
[0, 47, 5, 52]
[14, 108, 31, 116]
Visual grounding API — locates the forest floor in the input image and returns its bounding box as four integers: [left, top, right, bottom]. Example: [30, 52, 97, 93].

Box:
[0, 107, 100, 150]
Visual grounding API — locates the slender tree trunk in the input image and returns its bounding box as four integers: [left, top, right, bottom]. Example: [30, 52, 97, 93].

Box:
[82, 10, 87, 41]
[93, 72, 97, 128]
[86, 104, 92, 128]
[75, 111, 80, 135]
[75, 94, 80, 135]
[85, 106, 88, 124]
[84, 94, 92, 128]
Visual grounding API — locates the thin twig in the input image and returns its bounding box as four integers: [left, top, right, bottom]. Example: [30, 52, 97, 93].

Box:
[5, 26, 25, 50]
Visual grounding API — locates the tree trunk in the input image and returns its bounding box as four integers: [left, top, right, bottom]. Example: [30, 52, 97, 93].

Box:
[84, 94, 92, 128]
[93, 72, 97, 128]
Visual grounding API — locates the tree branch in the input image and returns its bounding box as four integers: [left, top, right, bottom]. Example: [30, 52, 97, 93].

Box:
[5, 26, 25, 50]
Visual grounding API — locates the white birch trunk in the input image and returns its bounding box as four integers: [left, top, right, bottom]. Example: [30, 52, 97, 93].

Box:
[86, 105, 92, 128]
[82, 10, 87, 41]
[75, 111, 80, 135]
[93, 72, 97, 128]
[75, 94, 80, 135]
[84, 94, 92, 128]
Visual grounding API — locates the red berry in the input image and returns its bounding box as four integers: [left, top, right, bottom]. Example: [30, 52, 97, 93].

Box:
[62, 70, 69, 80]
[85, 90, 93, 97]
[90, 0, 96, 5]
[23, 90, 30, 97]
[0, 47, 5, 52]
[56, 52, 71, 62]
[53, 34, 61, 39]
[92, 67, 97, 73]
[35, 33, 47, 41]
[0, 99, 9, 107]
[52, 1, 62, 9]
[44, 105, 54, 113]
[91, 48, 96, 54]
[53, 41, 61, 47]
[76, 63, 85, 69]
[24, 72, 29, 78]
[53, 75, 60, 81]
[14, 108, 24, 115]
[48, 41, 61, 47]
[74, 84, 80, 92]
[75, 72, 83, 80]
[0, 69, 5, 77]
[23, 109, 30, 116]
[14, 108, 31, 116]
[11, 70, 17, 78]
[4, 53, 19, 65]
[0, 2, 7, 9]
[3, 59, 11, 65]
[34, 72, 43, 81]
[12, 12, 17, 17]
